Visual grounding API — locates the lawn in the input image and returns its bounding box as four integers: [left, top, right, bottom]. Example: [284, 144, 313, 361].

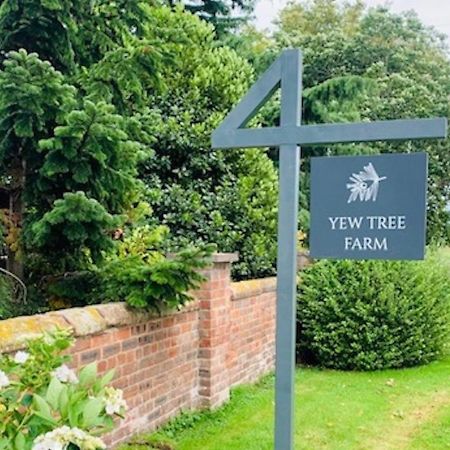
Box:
[121, 357, 450, 450]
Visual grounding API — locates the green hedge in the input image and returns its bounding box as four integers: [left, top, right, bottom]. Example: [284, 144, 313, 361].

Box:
[297, 253, 450, 370]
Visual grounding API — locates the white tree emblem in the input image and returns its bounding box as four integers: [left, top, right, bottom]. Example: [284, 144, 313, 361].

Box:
[346, 163, 387, 203]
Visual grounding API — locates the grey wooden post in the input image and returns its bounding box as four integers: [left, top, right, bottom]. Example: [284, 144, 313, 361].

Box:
[274, 49, 302, 450]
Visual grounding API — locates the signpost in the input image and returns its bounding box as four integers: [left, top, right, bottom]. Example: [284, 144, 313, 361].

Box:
[212, 49, 447, 450]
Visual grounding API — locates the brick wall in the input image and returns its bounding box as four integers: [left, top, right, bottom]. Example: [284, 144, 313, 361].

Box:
[0, 254, 277, 447]
[229, 278, 276, 387]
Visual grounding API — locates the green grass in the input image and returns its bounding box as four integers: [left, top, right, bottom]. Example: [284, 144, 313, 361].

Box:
[120, 357, 450, 450]
[408, 403, 450, 450]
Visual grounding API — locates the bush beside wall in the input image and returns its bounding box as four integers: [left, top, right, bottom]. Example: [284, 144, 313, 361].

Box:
[297, 253, 450, 371]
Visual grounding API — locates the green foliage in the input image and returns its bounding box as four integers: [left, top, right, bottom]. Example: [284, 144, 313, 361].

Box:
[303, 75, 376, 124]
[223, 25, 278, 77]
[140, 7, 279, 280]
[0, 46, 144, 307]
[30, 192, 118, 271]
[0, 275, 17, 319]
[43, 271, 102, 309]
[37, 100, 143, 213]
[0, 3, 200, 312]
[297, 253, 450, 370]
[0, 0, 157, 72]
[4, 328, 73, 390]
[0, 49, 76, 172]
[0, 1, 282, 312]
[101, 225, 215, 310]
[145, 148, 278, 280]
[0, 329, 124, 449]
[0, 0, 78, 71]
[170, 0, 256, 36]
[207, 149, 278, 279]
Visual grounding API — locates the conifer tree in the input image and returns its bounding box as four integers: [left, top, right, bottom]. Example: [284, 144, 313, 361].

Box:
[0, 0, 160, 303]
[167, 0, 255, 35]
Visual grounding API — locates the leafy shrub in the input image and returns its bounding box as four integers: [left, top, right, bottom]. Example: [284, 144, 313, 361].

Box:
[140, 8, 279, 281]
[0, 329, 126, 450]
[30, 192, 119, 271]
[101, 225, 215, 310]
[297, 253, 450, 370]
[27, 221, 213, 313]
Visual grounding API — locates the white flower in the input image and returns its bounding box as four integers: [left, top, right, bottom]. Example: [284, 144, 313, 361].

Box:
[52, 364, 78, 384]
[14, 351, 30, 364]
[33, 426, 105, 450]
[32, 436, 64, 450]
[103, 387, 127, 416]
[0, 370, 9, 389]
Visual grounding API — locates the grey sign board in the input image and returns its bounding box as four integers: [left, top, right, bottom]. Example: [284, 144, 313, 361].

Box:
[310, 152, 428, 260]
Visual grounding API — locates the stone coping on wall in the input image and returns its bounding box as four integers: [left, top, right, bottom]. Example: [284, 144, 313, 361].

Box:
[0, 274, 275, 353]
[0, 302, 199, 353]
[231, 277, 277, 301]
[210, 252, 239, 263]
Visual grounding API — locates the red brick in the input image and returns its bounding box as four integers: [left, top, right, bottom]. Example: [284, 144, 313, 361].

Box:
[90, 332, 113, 347]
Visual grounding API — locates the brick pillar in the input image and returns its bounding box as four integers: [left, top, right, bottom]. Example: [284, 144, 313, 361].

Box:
[197, 253, 238, 408]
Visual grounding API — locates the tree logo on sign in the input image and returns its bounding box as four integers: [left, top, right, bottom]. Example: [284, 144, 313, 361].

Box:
[346, 163, 387, 203]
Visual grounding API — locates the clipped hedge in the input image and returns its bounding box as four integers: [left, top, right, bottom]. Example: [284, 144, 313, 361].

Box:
[297, 252, 450, 370]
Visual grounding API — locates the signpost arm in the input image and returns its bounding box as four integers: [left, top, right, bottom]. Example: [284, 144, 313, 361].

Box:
[211, 118, 447, 149]
[275, 49, 302, 450]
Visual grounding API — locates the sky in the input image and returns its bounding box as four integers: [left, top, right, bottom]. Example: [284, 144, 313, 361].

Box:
[253, 0, 450, 41]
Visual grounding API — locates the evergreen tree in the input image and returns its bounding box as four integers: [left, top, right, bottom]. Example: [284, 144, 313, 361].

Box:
[166, 0, 255, 35]
[0, 1, 162, 309]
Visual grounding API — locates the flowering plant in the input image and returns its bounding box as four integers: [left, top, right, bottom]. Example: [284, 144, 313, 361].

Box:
[0, 329, 127, 450]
